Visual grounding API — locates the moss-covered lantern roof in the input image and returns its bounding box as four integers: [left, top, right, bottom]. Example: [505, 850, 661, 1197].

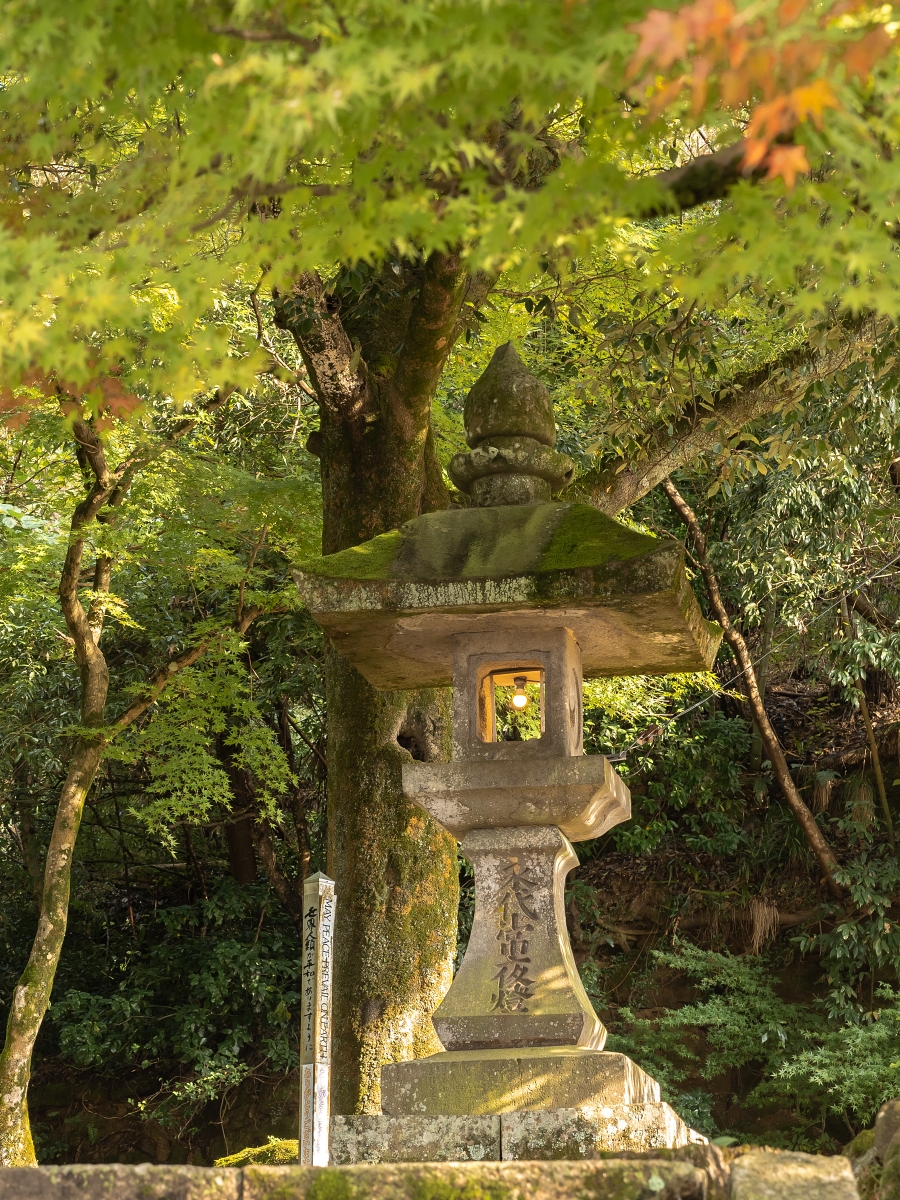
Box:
[294, 502, 722, 690]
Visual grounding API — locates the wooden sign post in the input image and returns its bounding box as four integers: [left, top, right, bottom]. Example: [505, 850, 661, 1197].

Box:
[299, 871, 336, 1166]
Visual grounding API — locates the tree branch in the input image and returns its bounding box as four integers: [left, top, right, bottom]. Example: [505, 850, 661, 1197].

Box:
[851, 591, 894, 632]
[583, 317, 885, 515]
[107, 602, 288, 738]
[662, 477, 845, 899]
[634, 141, 755, 218]
[273, 271, 366, 418]
[210, 25, 320, 52]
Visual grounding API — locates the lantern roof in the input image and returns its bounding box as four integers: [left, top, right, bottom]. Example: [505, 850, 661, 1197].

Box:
[294, 502, 721, 690]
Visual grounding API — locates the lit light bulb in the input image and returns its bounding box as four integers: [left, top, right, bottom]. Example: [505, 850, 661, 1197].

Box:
[512, 677, 529, 709]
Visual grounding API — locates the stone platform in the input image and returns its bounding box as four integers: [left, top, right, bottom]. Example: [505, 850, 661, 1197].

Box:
[331, 1103, 704, 1164]
[381, 1048, 659, 1116]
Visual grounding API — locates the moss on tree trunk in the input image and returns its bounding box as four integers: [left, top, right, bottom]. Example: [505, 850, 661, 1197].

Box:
[276, 253, 483, 1110]
[327, 651, 458, 1112]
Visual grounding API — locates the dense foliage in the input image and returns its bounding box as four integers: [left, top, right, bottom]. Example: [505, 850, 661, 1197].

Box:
[5, 0, 900, 1164]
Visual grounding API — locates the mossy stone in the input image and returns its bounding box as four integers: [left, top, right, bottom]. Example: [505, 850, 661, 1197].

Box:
[295, 504, 661, 584]
[216, 1139, 299, 1167]
[883, 1136, 900, 1200]
[844, 1128, 876, 1160]
[464, 344, 556, 449]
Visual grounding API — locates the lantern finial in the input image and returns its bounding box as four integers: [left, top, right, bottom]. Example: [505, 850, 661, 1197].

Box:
[449, 342, 575, 506]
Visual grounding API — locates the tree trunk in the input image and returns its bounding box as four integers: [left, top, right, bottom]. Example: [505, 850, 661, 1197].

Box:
[0, 399, 254, 1162]
[16, 804, 44, 912]
[276, 253, 475, 1111]
[327, 653, 456, 1111]
[749, 598, 777, 772]
[0, 739, 102, 1165]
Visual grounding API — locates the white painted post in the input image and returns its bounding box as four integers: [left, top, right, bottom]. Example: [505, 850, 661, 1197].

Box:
[299, 871, 336, 1166]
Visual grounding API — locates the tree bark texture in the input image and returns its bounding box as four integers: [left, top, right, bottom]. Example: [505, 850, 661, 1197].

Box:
[662, 478, 844, 900]
[326, 653, 456, 1111]
[0, 740, 102, 1165]
[275, 253, 477, 1111]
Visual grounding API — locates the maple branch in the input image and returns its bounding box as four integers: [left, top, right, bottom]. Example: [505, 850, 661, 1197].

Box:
[107, 602, 288, 738]
[273, 271, 367, 420]
[236, 525, 268, 628]
[635, 141, 756, 218]
[107, 643, 210, 737]
[210, 25, 320, 52]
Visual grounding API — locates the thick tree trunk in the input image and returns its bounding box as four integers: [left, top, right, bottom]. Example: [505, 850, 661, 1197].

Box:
[276, 253, 472, 1111]
[327, 653, 457, 1112]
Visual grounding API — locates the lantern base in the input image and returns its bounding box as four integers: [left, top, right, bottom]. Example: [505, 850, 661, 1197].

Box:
[380, 1047, 660, 1117]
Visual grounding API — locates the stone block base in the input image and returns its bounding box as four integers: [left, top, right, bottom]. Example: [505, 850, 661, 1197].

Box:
[730, 1150, 857, 1200]
[331, 1103, 705, 1165]
[0, 1150, 861, 1200]
[381, 1047, 659, 1116]
[502, 1103, 705, 1158]
[331, 1115, 500, 1164]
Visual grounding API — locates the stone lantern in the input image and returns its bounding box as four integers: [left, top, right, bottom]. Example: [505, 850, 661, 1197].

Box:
[294, 343, 721, 1155]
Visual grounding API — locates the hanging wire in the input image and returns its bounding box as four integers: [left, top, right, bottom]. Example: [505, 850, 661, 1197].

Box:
[604, 544, 900, 762]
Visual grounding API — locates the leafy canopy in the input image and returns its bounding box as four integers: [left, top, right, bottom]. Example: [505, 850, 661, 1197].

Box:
[1, 0, 899, 408]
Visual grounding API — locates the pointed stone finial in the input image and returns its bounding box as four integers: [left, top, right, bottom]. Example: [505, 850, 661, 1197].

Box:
[464, 342, 557, 448]
[449, 343, 574, 506]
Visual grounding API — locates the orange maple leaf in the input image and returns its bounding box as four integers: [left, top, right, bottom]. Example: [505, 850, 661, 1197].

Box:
[628, 10, 689, 74]
[765, 143, 810, 188]
[790, 78, 838, 127]
[742, 138, 771, 172]
[691, 56, 712, 113]
[684, 0, 735, 44]
[747, 95, 793, 141]
[778, 0, 808, 26]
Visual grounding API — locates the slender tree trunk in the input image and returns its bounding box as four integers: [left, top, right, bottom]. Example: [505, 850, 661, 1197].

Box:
[663, 478, 845, 900]
[0, 740, 103, 1164]
[749, 598, 777, 771]
[0, 427, 110, 1163]
[16, 804, 44, 912]
[0, 396, 256, 1163]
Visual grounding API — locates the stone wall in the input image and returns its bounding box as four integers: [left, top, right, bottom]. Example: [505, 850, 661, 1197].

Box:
[0, 1149, 859, 1200]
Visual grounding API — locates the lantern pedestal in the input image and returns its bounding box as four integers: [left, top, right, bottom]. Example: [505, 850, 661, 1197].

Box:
[381, 1047, 660, 1117]
[426, 826, 605, 1052]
